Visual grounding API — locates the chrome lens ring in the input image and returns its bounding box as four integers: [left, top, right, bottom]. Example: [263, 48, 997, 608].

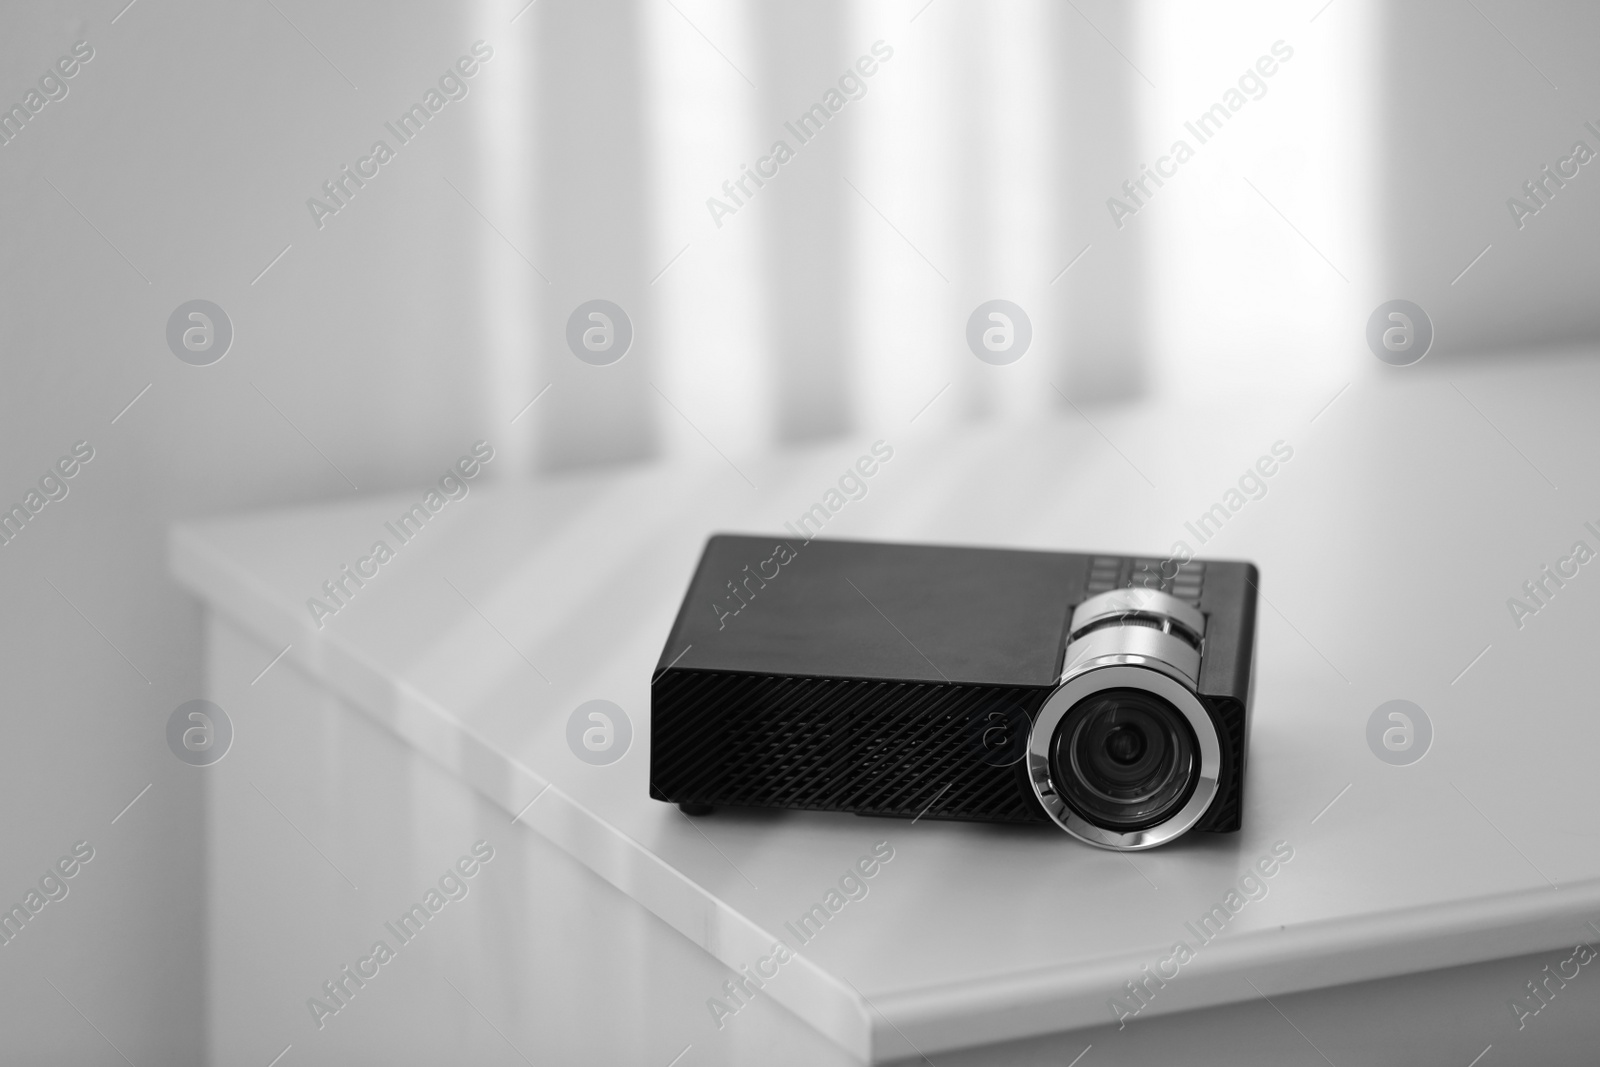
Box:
[1027, 661, 1221, 850]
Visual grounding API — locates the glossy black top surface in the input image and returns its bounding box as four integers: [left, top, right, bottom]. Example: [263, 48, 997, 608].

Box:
[658, 535, 1084, 687]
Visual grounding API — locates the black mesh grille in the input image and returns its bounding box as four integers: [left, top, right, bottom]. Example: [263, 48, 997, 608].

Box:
[1196, 696, 1247, 832]
[651, 670, 1054, 823]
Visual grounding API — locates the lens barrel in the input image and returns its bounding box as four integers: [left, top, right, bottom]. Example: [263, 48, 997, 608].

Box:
[1026, 588, 1222, 850]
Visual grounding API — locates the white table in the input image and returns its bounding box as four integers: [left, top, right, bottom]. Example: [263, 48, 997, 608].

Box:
[173, 357, 1600, 1065]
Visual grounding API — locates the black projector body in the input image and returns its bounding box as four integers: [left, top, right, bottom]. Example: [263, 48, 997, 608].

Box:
[650, 535, 1259, 850]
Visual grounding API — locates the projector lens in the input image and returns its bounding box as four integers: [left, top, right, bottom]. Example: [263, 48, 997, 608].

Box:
[1052, 688, 1198, 831]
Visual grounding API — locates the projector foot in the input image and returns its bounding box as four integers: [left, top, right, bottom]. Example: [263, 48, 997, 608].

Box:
[678, 801, 715, 816]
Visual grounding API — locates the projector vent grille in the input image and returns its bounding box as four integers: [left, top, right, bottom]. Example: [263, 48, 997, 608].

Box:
[650, 671, 1053, 823]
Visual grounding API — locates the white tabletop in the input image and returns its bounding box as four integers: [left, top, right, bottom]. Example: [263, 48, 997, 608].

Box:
[170, 355, 1600, 1062]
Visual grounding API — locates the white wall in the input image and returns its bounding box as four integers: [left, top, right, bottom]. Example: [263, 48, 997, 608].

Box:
[1377, 0, 1600, 356]
[0, 2, 525, 1062]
